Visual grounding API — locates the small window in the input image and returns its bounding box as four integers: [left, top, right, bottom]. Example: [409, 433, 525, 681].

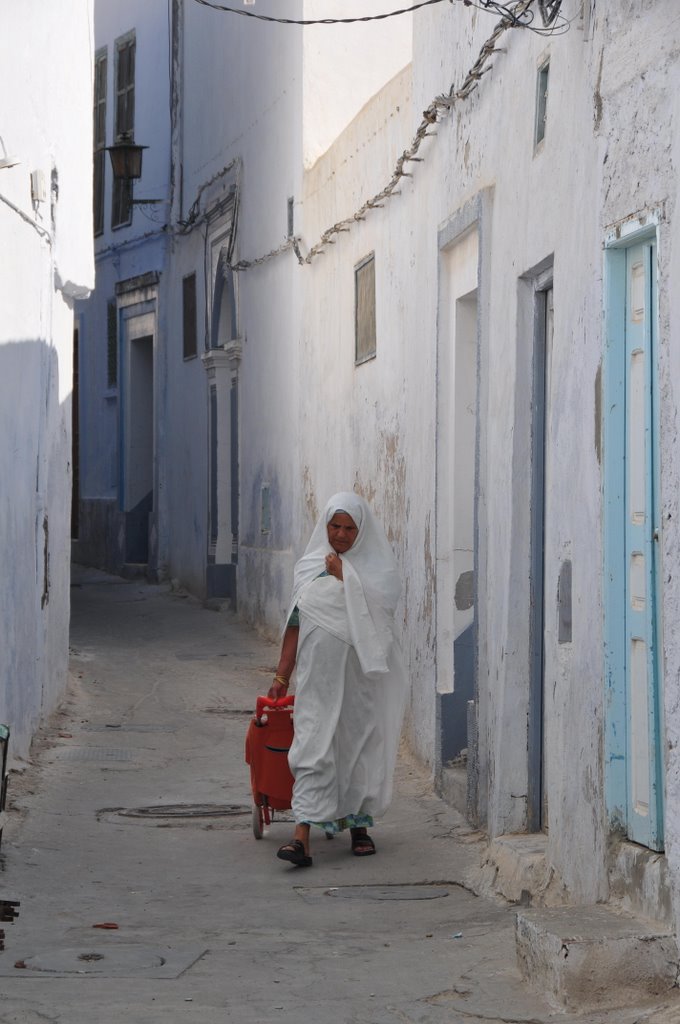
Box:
[106, 300, 118, 388]
[355, 253, 376, 364]
[112, 32, 135, 228]
[93, 48, 107, 236]
[535, 59, 549, 148]
[183, 273, 198, 359]
[260, 483, 271, 535]
[287, 197, 295, 238]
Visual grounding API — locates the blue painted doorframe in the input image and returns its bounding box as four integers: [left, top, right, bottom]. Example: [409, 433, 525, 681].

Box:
[604, 224, 664, 851]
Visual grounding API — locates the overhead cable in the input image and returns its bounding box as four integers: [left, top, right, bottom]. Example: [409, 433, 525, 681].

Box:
[192, 0, 448, 24]
[192, 0, 566, 33]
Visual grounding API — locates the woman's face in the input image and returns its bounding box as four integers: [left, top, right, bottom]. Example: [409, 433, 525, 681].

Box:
[327, 512, 359, 554]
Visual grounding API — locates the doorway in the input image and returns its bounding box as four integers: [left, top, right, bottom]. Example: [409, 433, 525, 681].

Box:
[203, 244, 240, 602]
[122, 328, 154, 564]
[527, 273, 554, 832]
[437, 227, 479, 764]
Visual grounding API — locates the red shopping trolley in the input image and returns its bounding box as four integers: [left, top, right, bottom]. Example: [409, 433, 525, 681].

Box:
[245, 695, 295, 839]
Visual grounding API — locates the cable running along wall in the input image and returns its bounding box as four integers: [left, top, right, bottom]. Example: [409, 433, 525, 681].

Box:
[198, 0, 565, 271]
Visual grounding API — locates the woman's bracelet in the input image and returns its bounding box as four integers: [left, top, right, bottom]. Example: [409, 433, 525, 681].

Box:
[274, 674, 289, 688]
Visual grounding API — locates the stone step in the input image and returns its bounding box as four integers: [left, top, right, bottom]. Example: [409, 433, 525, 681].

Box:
[516, 904, 677, 1012]
[437, 765, 467, 816]
[609, 840, 673, 925]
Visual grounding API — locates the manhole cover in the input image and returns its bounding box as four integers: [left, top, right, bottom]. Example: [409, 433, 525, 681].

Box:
[326, 885, 450, 901]
[19, 948, 165, 974]
[113, 803, 250, 819]
[3, 946, 207, 979]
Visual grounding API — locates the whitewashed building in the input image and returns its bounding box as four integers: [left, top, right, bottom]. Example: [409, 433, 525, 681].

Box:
[78, 0, 680, 970]
[0, 1, 95, 760]
[288, 0, 680, 975]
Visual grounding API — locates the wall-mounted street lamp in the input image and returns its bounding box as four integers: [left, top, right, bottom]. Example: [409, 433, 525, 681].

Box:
[105, 133, 165, 205]
[105, 136, 147, 182]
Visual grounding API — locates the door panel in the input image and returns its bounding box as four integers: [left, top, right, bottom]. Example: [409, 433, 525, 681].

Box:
[624, 241, 663, 849]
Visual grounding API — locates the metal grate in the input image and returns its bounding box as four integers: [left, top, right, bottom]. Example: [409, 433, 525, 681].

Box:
[55, 747, 133, 763]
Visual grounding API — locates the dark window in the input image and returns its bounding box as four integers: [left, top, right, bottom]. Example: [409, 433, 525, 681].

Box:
[355, 253, 376, 364]
[260, 483, 271, 535]
[112, 33, 135, 228]
[209, 385, 218, 550]
[183, 273, 198, 359]
[107, 300, 118, 387]
[93, 49, 107, 236]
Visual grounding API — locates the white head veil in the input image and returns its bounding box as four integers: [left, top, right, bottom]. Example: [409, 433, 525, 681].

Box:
[289, 492, 401, 676]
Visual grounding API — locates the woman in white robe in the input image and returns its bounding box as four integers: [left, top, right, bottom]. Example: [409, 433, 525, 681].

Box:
[269, 492, 407, 868]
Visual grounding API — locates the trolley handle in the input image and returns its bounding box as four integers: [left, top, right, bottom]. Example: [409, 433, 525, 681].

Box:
[255, 694, 295, 721]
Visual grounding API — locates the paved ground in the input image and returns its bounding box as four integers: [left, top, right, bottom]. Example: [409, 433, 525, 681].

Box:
[0, 568, 677, 1023]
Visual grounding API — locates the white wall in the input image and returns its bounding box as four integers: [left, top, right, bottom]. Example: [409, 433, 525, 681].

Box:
[0, 0, 95, 759]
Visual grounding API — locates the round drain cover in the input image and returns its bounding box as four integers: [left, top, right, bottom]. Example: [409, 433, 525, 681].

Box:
[21, 948, 165, 973]
[117, 803, 249, 819]
[326, 886, 449, 901]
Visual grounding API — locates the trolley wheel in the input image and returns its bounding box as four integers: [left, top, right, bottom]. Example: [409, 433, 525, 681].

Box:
[252, 804, 264, 840]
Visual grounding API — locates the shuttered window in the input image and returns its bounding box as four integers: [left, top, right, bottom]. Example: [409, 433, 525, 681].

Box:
[112, 32, 135, 228]
[93, 49, 107, 236]
[355, 254, 376, 364]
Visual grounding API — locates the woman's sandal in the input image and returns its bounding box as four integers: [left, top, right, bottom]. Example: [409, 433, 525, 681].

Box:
[350, 828, 376, 857]
[277, 839, 313, 868]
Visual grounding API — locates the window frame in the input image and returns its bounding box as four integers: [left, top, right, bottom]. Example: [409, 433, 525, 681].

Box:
[534, 57, 550, 150]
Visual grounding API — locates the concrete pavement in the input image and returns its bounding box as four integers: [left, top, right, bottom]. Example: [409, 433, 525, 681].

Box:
[0, 568, 677, 1023]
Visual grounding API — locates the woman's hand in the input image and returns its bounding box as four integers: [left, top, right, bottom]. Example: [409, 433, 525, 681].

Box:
[267, 626, 298, 699]
[267, 675, 289, 700]
[325, 552, 343, 580]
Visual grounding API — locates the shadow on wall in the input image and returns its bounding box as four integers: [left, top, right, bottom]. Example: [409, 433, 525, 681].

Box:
[0, 339, 73, 762]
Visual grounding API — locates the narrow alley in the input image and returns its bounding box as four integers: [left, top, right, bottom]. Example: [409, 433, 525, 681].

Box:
[0, 570, 676, 1024]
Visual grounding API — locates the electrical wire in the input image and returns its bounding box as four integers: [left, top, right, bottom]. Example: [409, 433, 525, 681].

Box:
[192, 0, 568, 34]
[192, 0, 451, 25]
[464, 0, 569, 34]
[0, 192, 53, 244]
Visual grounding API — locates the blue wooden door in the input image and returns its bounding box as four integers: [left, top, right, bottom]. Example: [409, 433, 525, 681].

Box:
[623, 240, 663, 849]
